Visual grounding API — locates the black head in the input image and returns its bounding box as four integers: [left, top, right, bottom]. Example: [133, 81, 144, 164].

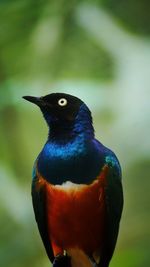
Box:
[23, 93, 94, 140]
[23, 93, 84, 125]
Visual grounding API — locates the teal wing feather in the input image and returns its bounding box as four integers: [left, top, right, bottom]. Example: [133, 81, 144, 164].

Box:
[99, 158, 123, 267]
[32, 164, 54, 263]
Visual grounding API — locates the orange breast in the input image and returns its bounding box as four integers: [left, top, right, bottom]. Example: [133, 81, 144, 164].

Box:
[45, 165, 108, 255]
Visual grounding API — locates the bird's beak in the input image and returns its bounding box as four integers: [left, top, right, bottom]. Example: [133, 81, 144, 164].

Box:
[23, 96, 44, 106]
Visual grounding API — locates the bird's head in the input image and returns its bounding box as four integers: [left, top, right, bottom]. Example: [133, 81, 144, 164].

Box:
[23, 93, 94, 141]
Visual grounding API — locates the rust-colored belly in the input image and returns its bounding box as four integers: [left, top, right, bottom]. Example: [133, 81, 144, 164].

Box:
[45, 166, 108, 255]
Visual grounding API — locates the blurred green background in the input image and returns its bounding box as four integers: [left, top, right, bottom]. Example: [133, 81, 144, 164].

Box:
[0, 1, 150, 267]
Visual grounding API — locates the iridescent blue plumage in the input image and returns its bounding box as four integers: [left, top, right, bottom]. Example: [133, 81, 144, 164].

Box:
[37, 102, 120, 185]
[38, 103, 99, 184]
[23, 93, 123, 267]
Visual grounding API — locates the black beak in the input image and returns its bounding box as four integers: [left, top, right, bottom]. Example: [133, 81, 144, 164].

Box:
[23, 96, 44, 106]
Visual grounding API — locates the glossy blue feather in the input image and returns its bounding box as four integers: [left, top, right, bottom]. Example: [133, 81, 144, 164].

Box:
[35, 103, 121, 185]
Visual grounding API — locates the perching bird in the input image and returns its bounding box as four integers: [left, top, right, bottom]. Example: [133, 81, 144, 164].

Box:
[23, 93, 123, 267]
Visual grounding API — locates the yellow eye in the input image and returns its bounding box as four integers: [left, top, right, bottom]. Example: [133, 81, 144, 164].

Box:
[58, 98, 68, 107]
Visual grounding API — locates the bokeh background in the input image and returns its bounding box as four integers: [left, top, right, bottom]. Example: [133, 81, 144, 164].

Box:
[0, 1, 150, 267]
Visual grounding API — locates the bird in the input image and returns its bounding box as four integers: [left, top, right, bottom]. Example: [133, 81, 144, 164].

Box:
[23, 93, 123, 267]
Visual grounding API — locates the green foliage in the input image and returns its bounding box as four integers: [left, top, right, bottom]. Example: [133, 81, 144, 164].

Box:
[0, 0, 113, 82]
[101, 0, 150, 35]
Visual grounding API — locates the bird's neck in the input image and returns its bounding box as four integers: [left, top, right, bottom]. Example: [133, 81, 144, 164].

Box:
[48, 104, 94, 144]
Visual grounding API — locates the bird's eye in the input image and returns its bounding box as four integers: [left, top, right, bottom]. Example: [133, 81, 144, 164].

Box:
[58, 98, 68, 107]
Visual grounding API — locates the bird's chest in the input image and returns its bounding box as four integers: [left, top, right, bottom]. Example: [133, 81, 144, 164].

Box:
[43, 166, 108, 253]
[37, 141, 104, 185]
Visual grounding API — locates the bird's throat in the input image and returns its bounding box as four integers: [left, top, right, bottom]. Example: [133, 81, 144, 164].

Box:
[47, 103, 95, 143]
